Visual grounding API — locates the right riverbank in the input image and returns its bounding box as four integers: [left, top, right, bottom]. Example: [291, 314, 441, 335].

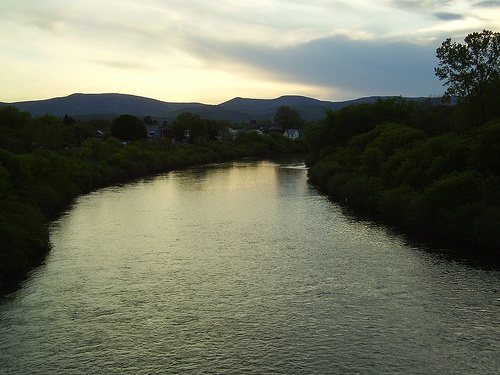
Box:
[305, 98, 499, 260]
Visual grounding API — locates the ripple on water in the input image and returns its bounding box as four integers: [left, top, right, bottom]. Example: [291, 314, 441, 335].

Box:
[1, 159, 499, 374]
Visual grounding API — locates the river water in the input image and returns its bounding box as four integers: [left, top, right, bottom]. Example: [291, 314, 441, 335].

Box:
[1, 157, 499, 374]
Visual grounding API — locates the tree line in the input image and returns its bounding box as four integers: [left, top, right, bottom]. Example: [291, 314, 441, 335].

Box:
[305, 30, 499, 257]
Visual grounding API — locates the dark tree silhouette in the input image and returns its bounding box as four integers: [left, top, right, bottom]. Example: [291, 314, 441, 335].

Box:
[110, 115, 147, 141]
[435, 30, 500, 123]
[273, 106, 304, 129]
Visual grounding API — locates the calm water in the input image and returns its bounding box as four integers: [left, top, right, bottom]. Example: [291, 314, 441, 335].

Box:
[1, 157, 499, 374]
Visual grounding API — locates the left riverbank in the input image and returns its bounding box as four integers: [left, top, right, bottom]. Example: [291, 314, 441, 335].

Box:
[1, 119, 306, 293]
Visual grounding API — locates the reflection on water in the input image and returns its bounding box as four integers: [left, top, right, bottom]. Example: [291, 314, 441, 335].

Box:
[1, 157, 499, 374]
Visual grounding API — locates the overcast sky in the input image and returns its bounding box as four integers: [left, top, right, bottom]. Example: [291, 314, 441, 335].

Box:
[1, 0, 499, 104]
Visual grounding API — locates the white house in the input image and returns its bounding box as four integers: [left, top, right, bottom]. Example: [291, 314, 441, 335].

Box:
[283, 129, 300, 139]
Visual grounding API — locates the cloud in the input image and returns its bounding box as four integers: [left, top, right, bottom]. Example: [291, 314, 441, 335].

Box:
[474, 0, 500, 7]
[388, 0, 452, 9]
[95, 60, 153, 70]
[1, 0, 498, 103]
[434, 12, 465, 21]
[188, 34, 443, 98]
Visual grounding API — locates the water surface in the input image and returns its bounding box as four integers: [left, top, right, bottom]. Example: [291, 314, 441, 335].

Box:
[1, 158, 499, 374]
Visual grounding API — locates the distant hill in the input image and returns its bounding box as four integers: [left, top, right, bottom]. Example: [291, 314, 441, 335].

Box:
[1, 93, 442, 123]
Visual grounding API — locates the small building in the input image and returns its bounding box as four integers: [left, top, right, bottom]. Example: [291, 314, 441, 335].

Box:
[147, 125, 162, 140]
[283, 129, 300, 140]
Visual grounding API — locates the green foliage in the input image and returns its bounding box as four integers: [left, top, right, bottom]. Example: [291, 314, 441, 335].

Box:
[33, 114, 76, 150]
[340, 175, 384, 209]
[171, 112, 207, 143]
[273, 106, 305, 129]
[0, 106, 34, 152]
[81, 137, 122, 161]
[362, 148, 384, 176]
[110, 114, 147, 141]
[323, 104, 372, 146]
[0, 148, 34, 194]
[0, 163, 13, 198]
[206, 119, 231, 142]
[435, 30, 500, 100]
[306, 94, 500, 253]
[413, 102, 455, 135]
[470, 119, 500, 176]
[302, 123, 324, 165]
[424, 171, 483, 209]
[318, 98, 419, 148]
[435, 30, 500, 124]
[377, 184, 423, 226]
[0, 198, 50, 279]
[423, 172, 499, 246]
[235, 130, 262, 144]
[0, 106, 32, 129]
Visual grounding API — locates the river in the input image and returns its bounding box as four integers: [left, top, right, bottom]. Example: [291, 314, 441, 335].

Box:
[1, 157, 499, 374]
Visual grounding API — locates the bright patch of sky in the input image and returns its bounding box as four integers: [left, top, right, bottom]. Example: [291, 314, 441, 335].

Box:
[1, 0, 499, 104]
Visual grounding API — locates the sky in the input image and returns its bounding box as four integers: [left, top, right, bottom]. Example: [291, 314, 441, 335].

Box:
[1, 0, 500, 104]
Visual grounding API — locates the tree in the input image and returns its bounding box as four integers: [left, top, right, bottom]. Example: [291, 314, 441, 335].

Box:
[273, 106, 304, 129]
[63, 114, 76, 126]
[171, 112, 207, 143]
[33, 114, 76, 150]
[205, 119, 230, 142]
[143, 116, 158, 125]
[435, 30, 500, 124]
[0, 106, 33, 152]
[0, 106, 32, 129]
[110, 114, 147, 141]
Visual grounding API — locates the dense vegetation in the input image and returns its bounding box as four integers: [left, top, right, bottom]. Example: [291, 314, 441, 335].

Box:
[0, 107, 305, 288]
[305, 97, 499, 256]
[306, 31, 500, 258]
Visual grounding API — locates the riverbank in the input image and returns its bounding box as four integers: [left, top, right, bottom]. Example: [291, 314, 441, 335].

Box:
[0, 133, 306, 293]
[305, 99, 500, 261]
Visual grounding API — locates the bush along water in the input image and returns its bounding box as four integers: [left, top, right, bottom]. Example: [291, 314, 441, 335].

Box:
[305, 97, 500, 260]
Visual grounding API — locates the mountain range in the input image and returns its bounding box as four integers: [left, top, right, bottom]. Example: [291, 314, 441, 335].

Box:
[0, 93, 441, 123]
